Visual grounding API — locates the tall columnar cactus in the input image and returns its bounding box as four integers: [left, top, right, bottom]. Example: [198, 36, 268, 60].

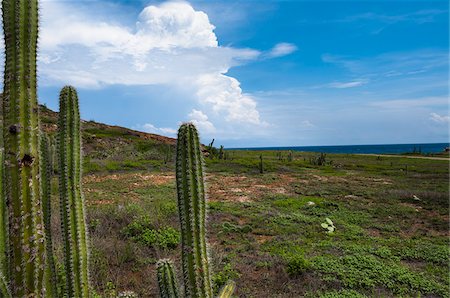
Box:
[58, 86, 90, 297]
[157, 259, 179, 298]
[1, 0, 47, 296]
[40, 134, 58, 297]
[176, 123, 213, 298]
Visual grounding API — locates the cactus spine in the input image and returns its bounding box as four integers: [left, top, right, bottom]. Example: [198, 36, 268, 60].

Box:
[40, 134, 57, 297]
[176, 123, 213, 298]
[1, 0, 46, 295]
[157, 259, 180, 298]
[58, 86, 90, 297]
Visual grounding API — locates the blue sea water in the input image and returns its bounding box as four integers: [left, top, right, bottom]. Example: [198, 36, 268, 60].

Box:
[231, 143, 449, 154]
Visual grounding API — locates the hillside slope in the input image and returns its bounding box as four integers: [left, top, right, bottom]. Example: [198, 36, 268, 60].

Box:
[40, 105, 177, 172]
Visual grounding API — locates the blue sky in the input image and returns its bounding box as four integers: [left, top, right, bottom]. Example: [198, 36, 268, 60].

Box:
[10, 0, 449, 147]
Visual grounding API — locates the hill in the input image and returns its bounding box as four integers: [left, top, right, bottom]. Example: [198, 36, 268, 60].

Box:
[40, 104, 177, 173]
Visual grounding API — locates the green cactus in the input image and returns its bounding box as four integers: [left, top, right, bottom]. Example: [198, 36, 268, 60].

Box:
[157, 259, 179, 298]
[58, 86, 90, 297]
[40, 134, 58, 297]
[218, 145, 224, 160]
[1, 0, 47, 295]
[217, 281, 235, 298]
[176, 123, 213, 298]
[259, 154, 264, 174]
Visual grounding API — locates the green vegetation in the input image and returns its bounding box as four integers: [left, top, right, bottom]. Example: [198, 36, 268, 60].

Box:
[74, 147, 449, 296]
[123, 219, 180, 250]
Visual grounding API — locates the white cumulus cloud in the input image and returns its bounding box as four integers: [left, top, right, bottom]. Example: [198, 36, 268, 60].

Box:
[2, 0, 265, 130]
[195, 73, 261, 124]
[188, 109, 216, 134]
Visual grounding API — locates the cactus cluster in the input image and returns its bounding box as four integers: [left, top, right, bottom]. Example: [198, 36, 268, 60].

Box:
[0, 0, 91, 296]
[0, 0, 236, 297]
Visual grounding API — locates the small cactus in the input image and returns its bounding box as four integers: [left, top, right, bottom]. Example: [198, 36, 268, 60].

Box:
[58, 86, 91, 297]
[157, 259, 179, 298]
[217, 281, 236, 298]
[259, 154, 264, 174]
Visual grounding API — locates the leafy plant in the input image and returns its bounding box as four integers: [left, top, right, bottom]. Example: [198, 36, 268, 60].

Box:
[321, 218, 336, 233]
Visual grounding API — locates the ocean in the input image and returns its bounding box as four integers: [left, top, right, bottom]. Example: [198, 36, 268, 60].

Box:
[230, 143, 449, 155]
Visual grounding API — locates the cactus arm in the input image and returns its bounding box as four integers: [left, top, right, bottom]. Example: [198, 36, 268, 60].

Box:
[216, 281, 235, 298]
[157, 259, 180, 298]
[40, 134, 58, 297]
[1, 0, 46, 295]
[176, 123, 213, 298]
[58, 86, 90, 297]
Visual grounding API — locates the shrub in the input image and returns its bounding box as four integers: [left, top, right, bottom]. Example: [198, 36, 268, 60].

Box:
[122, 219, 180, 249]
[286, 254, 311, 277]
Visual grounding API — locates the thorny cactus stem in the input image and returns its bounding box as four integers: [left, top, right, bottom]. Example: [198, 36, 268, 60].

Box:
[217, 281, 236, 298]
[0, 272, 11, 298]
[176, 123, 213, 298]
[58, 86, 90, 297]
[157, 259, 180, 298]
[40, 134, 58, 297]
[0, 150, 8, 278]
[1, 0, 46, 295]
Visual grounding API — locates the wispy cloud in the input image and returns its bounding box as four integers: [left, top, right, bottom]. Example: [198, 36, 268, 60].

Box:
[301, 120, 315, 128]
[322, 50, 447, 78]
[328, 80, 368, 89]
[370, 96, 448, 109]
[340, 9, 447, 25]
[139, 123, 177, 136]
[266, 42, 298, 58]
[430, 112, 450, 124]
